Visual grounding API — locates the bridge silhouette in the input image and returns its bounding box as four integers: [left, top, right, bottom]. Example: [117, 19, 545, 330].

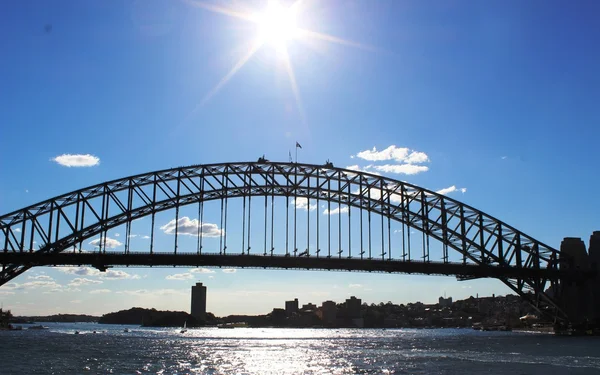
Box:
[0, 160, 596, 325]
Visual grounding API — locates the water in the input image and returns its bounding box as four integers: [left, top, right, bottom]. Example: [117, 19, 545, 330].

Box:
[2, 324, 600, 374]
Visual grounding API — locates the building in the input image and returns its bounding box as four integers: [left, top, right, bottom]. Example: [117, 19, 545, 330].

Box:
[285, 298, 299, 315]
[439, 296, 453, 308]
[191, 282, 207, 321]
[319, 300, 337, 325]
[301, 303, 317, 312]
[346, 296, 362, 318]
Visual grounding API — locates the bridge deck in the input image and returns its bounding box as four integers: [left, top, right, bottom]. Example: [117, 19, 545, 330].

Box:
[0, 252, 573, 280]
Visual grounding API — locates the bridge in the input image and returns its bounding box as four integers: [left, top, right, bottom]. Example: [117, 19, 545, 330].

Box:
[1, 160, 598, 326]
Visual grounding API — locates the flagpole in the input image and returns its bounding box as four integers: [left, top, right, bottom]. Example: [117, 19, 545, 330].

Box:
[295, 141, 302, 163]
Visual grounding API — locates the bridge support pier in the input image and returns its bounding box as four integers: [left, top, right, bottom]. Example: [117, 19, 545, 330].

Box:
[589, 231, 600, 326]
[558, 232, 600, 329]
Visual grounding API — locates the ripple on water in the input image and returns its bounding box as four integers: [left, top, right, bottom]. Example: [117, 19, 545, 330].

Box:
[1, 326, 599, 374]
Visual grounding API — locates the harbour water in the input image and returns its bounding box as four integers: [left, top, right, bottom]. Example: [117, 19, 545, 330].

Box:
[1, 323, 599, 374]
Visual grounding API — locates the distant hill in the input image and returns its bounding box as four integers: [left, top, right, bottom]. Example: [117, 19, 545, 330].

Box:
[13, 314, 99, 323]
[98, 307, 216, 327]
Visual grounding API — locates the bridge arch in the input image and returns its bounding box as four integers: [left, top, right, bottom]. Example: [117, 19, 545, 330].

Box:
[0, 161, 568, 321]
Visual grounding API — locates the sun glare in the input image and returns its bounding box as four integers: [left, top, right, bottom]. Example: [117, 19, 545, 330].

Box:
[184, 0, 372, 123]
[255, 2, 298, 50]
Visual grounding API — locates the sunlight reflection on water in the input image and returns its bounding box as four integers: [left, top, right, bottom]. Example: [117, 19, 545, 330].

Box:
[1, 325, 600, 374]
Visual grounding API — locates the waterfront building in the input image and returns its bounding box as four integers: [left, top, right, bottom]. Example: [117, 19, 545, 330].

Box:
[285, 298, 299, 315]
[346, 296, 362, 318]
[191, 282, 207, 321]
[439, 296, 453, 308]
[319, 301, 337, 325]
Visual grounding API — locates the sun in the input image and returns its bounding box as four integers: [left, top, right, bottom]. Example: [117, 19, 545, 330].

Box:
[183, 0, 372, 123]
[254, 2, 298, 51]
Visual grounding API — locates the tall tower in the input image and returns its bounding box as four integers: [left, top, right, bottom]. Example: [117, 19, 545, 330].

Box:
[191, 282, 207, 321]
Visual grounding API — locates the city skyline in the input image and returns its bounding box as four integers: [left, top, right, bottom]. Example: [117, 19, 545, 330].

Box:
[2, 0, 600, 316]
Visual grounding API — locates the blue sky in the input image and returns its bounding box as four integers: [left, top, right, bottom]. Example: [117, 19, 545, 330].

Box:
[1, 0, 599, 316]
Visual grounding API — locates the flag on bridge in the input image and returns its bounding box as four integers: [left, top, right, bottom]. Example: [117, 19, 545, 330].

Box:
[296, 141, 302, 149]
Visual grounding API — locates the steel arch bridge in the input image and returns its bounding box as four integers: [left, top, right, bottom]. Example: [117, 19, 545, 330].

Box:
[0, 160, 577, 322]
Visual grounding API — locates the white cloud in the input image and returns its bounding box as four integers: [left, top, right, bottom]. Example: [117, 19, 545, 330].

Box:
[351, 185, 404, 205]
[345, 165, 381, 176]
[58, 267, 100, 276]
[355, 146, 429, 164]
[57, 267, 139, 280]
[68, 278, 103, 287]
[142, 235, 150, 239]
[116, 289, 186, 297]
[323, 206, 349, 215]
[89, 237, 123, 248]
[27, 275, 54, 281]
[160, 217, 223, 237]
[436, 186, 468, 196]
[0, 290, 15, 296]
[103, 270, 139, 280]
[166, 273, 194, 280]
[437, 186, 457, 195]
[43, 286, 81, 294]
[349, 284, 363, 288]
[114, 233, 120, 237]
[291, 197, 317, 211]
[128, 234, 138, 238]
[191, 268, 215, 274]
[501, 156, 508, 160]
[222, 268, 237, 273]
[70, 300, 82, 304]
[14, 228, 21, 233]
[25, 189, 29, 193]
[52, 154, 100, 167]
[404, 151, 429, 164]
[12, 280, 62, 290]
[372, 164, 429, 175]
[90, 289, 111, 294]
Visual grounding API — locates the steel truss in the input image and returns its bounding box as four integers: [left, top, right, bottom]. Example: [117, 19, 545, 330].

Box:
[0, 161, 575, 322]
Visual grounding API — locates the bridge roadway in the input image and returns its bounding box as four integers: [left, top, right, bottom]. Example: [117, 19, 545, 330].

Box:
[0, 251, 580, 280]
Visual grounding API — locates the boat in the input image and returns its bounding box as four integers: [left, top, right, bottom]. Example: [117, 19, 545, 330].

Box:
[180, 321, 187, 334]
[123, 328, 130, 333]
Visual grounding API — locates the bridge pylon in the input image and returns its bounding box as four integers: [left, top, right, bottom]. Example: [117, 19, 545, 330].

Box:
[558, 231, 600, 329]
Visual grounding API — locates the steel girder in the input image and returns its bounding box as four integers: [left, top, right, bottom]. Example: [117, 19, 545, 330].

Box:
[0, 161, 569, 321]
